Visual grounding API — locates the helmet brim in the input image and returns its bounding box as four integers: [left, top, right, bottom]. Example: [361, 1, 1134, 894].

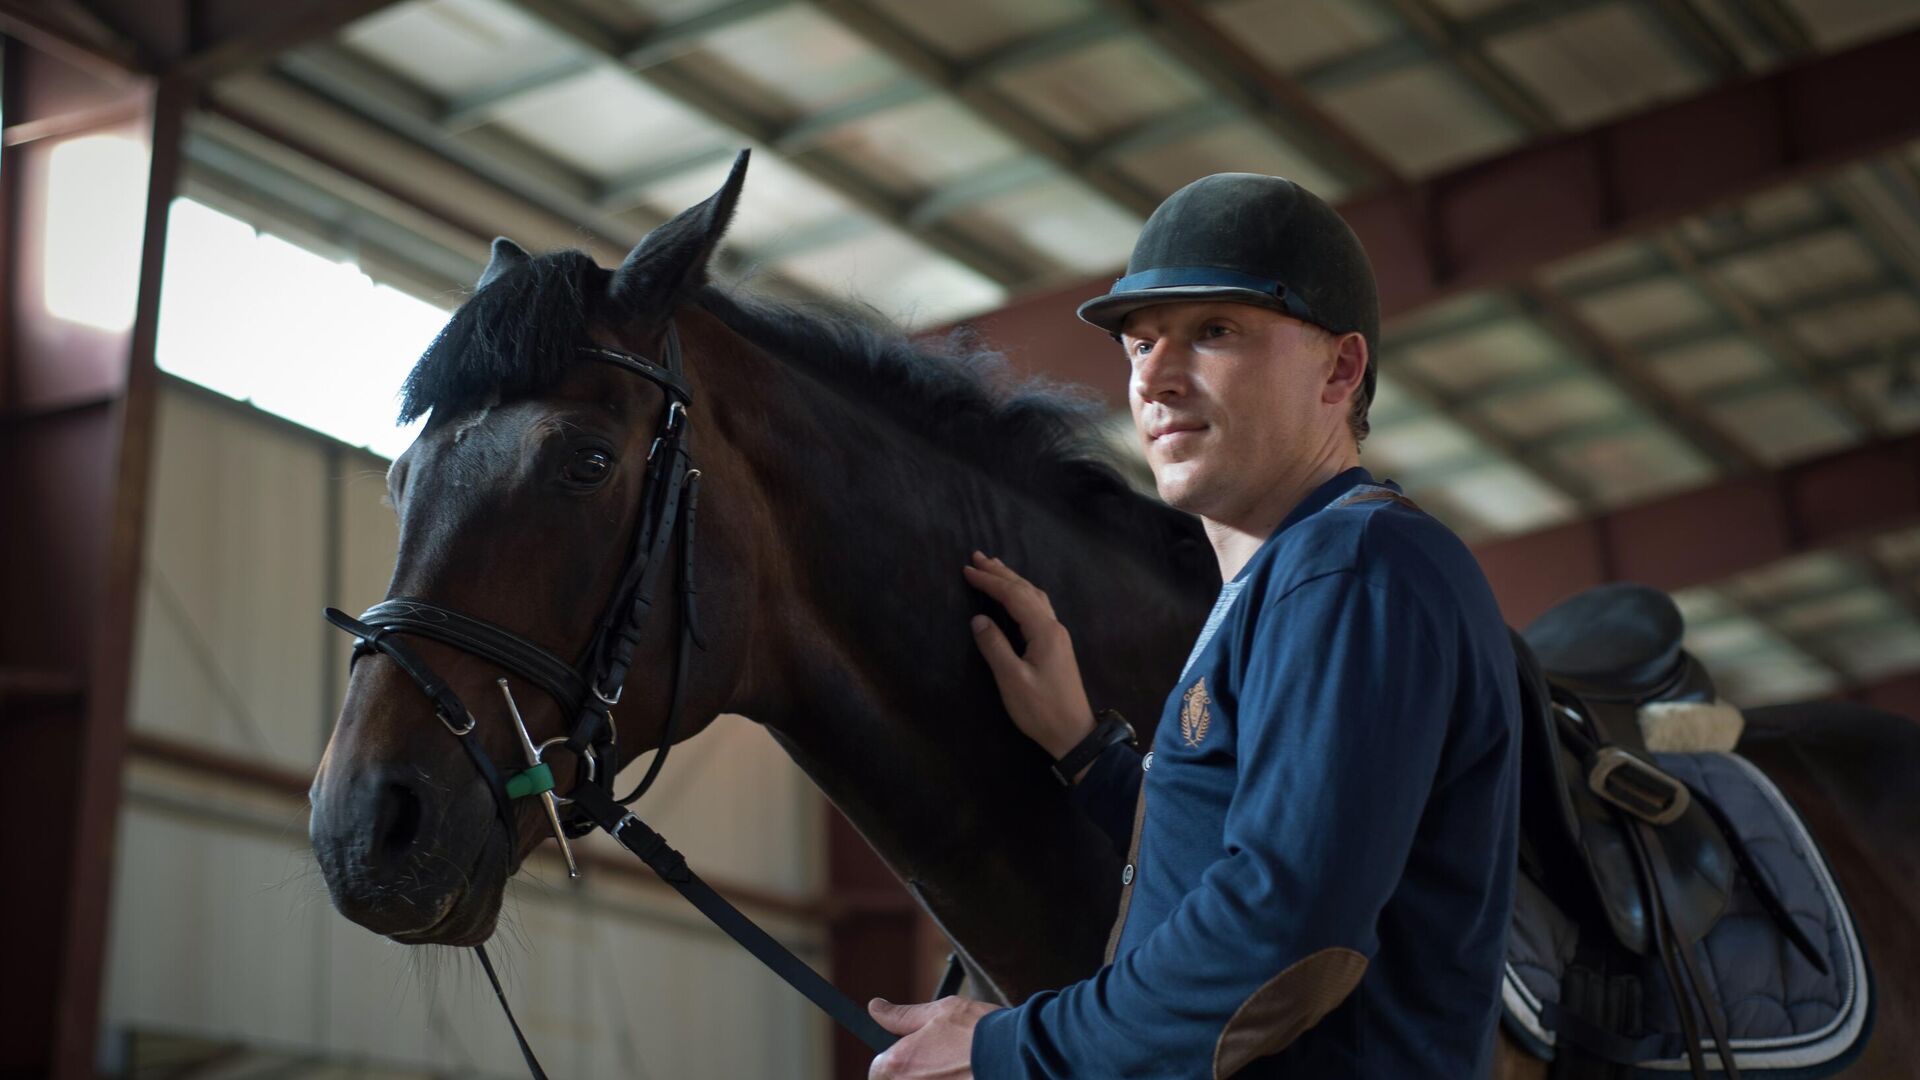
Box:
[1075, 285, 1300, 335]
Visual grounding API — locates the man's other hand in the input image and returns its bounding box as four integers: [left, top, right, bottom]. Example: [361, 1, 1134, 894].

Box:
[963, 552, 1096, 762]
[868, 995, 1000, 1080]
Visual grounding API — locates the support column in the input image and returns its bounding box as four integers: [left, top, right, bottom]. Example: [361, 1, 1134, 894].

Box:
[0, 34, 184, 1077]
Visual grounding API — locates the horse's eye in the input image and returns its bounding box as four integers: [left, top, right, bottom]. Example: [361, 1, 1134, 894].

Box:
[563, 447, 613, 486]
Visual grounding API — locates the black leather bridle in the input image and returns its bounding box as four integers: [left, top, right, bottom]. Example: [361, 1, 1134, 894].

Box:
[322, 325, 894, 1075]
[326, 329, 701, 842]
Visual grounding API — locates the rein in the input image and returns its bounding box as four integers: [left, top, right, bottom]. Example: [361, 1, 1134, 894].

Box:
[323, 323, 896, 1073]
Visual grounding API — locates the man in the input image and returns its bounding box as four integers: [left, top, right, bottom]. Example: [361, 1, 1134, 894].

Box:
[868, 173, 1521, 1079]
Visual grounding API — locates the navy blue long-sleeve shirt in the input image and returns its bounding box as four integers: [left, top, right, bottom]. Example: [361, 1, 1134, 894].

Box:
[972, 468, 1521, 1079]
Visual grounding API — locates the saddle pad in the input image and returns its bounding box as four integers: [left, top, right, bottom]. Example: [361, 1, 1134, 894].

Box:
[1502, 752, 1873, 1076]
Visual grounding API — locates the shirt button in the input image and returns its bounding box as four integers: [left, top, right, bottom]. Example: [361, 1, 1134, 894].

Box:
[1143, 752, 1154, 772]
[1122, 864, 1134, 885]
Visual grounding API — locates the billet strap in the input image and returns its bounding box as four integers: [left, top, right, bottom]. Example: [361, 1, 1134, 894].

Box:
[570, 782, 900, 1054]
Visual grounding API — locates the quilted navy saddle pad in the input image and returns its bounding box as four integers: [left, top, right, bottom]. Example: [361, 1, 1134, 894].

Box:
[1502, 752, 1872, 1076]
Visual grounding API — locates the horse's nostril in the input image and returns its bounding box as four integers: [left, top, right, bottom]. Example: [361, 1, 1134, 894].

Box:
[375, 779, 424, 857]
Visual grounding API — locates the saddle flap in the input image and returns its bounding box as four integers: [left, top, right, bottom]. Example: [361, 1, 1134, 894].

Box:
[1563, 741, 1736, 953]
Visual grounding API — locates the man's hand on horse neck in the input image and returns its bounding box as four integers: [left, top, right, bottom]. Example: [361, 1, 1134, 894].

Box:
[963, 552, 1097, 769]
[868, 996, 1000, 1079]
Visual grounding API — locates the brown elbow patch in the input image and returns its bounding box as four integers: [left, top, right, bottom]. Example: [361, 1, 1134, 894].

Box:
[1212, 947, 1368, 1079]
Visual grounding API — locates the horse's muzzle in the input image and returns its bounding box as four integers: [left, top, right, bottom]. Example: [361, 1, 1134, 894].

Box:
[309, 756, 496, 938]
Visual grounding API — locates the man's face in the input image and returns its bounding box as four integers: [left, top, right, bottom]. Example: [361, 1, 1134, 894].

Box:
[1121, 301, 1352, 524]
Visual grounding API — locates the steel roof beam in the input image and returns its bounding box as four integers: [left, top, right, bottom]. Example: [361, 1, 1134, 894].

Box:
[218, 59, 824, 297]
[438, 0, 787, 130]
[1116, 0, 1748, 488]
[1551, 212, 1856, 299]
[1515, 285, 1763, 471]
[1374, 0, 1798, 472]
[440, 57, 596, 131]
[503, 0, 1053, 287]
[1382, 365, 1597, 508]
[1471, 427, 1920, 623]
[1089, 0, 1400, 191]
[448, 7, 1124, 180]
[902, 99, 1240, 229]
[1301, 0, 1619, 96]
[277, 45, 628, 232]
[597, 145, 744, 212]
[801, 0, 1162, 219]
[771, 76, 928, 154]
[904, 157, 1058, 231]
[1620, 0, 1889, 432]
[957, 29, 1920, 402]
[1373, 0, 1559, 131]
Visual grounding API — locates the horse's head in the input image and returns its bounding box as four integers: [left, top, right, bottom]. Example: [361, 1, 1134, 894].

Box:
[308, 154, 761, 945]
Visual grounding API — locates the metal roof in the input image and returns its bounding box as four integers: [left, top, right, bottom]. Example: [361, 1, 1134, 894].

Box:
[187, 0, 1920, 703]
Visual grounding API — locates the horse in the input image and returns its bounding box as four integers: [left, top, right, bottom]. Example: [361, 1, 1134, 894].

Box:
[308, 157, 1920, 1077]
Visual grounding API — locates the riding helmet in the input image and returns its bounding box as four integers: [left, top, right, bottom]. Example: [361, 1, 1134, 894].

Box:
[1078, 172, 1380, 402]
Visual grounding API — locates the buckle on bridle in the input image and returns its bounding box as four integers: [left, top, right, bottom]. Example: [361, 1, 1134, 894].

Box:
[437, 705, 476, 737]
[1588, 746, 1690, 825]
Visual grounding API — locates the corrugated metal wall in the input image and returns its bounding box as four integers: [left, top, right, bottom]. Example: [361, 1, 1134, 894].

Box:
[104, 379, 830, 1078]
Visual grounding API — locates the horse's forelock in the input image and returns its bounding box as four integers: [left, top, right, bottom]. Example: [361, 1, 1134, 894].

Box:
[398, 250, 604, 424]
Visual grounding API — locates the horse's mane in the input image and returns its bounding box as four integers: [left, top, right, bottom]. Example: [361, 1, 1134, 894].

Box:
[398, 251, 1213, 585]
[694, 285, 1214, 582]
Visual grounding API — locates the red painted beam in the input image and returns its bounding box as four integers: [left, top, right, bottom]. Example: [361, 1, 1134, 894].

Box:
[957, 27, 1920, 406]
[1471, 431, 1920, 625]
[1846, 669, 1920, 720]
[0, 37, 183, 1077]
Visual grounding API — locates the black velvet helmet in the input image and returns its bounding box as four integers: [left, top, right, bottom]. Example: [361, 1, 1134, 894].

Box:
[1078, 172, 1380, 402]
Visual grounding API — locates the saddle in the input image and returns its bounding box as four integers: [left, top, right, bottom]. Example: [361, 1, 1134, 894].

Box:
[1508, 584, 1830, 1079]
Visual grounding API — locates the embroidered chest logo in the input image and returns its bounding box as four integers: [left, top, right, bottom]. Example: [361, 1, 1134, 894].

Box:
[1180, 677, 1212, 749]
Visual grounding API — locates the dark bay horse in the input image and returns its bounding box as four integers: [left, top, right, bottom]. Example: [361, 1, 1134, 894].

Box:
[308, 160, 1919, 1075]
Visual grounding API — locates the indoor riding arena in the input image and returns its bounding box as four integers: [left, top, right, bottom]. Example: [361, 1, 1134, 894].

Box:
[5, 0, 1920, 1078]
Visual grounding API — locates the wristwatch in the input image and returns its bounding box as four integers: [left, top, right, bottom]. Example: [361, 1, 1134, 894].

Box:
[1051, 709, 1137, 787]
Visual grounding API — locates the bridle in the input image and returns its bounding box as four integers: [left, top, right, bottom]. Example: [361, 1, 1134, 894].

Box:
[322, 323, 894, 1075]
[326, 328, 700, 850]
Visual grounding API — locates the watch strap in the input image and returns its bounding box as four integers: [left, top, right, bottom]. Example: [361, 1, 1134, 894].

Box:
[1052, 709, 1136, 787]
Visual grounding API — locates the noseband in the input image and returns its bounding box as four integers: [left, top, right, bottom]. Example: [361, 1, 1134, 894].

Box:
[322, 323, 894, 1071]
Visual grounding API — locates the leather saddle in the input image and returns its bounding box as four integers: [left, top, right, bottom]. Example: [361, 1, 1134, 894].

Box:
[1509, 583, 1769, 1079]
[1515, 584, 1734, 957]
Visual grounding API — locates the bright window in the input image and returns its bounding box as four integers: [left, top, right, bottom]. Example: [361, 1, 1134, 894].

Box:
[45, 135, 149, 332]
[155, 199, 448, 459]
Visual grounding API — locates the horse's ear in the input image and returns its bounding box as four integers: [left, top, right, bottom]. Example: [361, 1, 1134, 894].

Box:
[608, 148, 748, 311]
[477, 237, 531, 290]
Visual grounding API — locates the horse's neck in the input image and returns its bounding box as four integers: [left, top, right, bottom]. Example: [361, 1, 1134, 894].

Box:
[724, 359, 1210, 998]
